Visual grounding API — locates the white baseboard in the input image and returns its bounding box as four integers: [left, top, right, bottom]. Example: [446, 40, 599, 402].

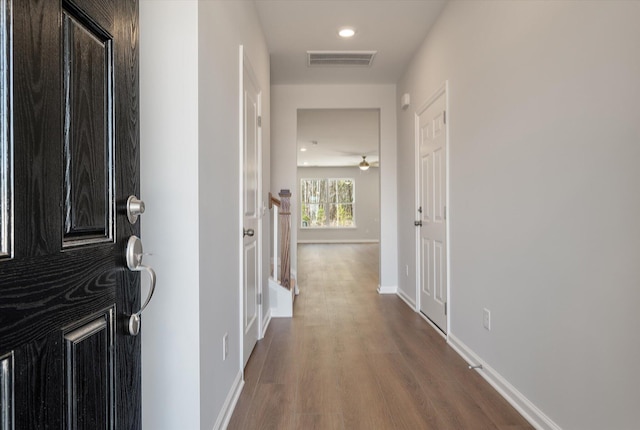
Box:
[447, 334, 561, 430]
[377, 285, 398, 294]
[213, 370, 244, 430]
[297, 239, 380, 244]
[396, 287, 416, 310]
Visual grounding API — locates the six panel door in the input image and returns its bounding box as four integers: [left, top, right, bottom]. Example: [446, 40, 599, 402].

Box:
[0, 0, 141, 428]
[417, 89, 448, 333]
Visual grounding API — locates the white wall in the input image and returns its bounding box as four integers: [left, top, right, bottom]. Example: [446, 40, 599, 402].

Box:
[272, 85, 397, 289]
[140, 1, 270, 429]
[140, 2, 200, 429]
[397, 1, 640, 429]
[198, 2, 271, 427]
[297, 166, 380, 243]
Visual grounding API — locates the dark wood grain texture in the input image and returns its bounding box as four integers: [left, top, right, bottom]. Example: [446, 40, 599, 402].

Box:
[113, 0, 141, 427]
[0, 0, 140, 428]
[12, 0, 62, 257]
[228, 244, 534, 430]
[64, 312, 114, 430]
[63, 9, 112, 241]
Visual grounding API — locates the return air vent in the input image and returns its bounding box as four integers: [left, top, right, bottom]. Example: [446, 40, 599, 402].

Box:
[307, 51, 377, 67]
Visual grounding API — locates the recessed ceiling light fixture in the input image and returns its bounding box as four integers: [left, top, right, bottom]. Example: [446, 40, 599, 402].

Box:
[300, 147, 307, 152]
[338, 28, 356, 38]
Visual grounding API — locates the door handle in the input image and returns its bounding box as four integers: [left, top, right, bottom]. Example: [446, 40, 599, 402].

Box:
[126, 195, 146, 224]
[243, 228, 255, 237]
[125, 235, 157, 336]
[414, 220, 422, 227]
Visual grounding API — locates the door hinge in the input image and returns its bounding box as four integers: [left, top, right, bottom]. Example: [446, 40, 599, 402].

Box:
[443, 110, 446, 125]
[257, 116, 262, 127]
[257, 292, 262, 305]
[444, 205, 447, 221]
[444, 301, 447, 316]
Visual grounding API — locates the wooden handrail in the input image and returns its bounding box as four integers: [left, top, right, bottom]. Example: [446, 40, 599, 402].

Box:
[269, 192, 281, 209]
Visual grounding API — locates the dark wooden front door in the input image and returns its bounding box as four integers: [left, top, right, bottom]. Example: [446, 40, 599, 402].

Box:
[0, 0, 140, 428]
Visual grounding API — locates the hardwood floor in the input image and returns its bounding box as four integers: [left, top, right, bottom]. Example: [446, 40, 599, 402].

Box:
[228, 244, 533, 430]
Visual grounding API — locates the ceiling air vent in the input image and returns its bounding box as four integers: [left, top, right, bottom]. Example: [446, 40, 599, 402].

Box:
[307, 51, 377, 67]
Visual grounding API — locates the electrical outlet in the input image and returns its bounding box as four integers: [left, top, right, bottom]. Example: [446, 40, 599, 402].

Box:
[483, 308, 491, 331]
[223, 333, 229, 360]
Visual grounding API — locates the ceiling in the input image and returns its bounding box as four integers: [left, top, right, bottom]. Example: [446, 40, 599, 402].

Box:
[255, 0, 448, 85]
[255, 0, 448, 166]
[297, 109, 379, 167]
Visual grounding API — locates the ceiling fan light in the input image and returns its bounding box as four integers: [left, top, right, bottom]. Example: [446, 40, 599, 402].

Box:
[359, 156, 370, 171]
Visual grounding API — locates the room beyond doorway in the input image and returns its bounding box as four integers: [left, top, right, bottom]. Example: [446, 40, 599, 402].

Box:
[296, 109, 381, 245]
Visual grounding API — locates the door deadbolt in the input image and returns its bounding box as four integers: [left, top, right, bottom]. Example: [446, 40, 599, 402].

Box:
[126, 195, 146, 224]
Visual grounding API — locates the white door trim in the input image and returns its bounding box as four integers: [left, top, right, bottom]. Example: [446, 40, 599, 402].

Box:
[414, 80, 450, 336]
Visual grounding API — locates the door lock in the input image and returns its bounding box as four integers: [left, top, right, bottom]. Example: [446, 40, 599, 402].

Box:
[414, 220, 422, 227]
[126, 195, 146, 224]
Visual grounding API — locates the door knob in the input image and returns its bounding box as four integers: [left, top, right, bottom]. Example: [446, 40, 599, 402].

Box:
[243, 228, 255, 237]
[126, 195, 146, 224]
[414, 220, 422, 227]
[125, 235, 156, 336]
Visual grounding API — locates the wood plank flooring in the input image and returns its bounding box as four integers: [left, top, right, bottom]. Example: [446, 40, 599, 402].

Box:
[228, 243, 533, 430]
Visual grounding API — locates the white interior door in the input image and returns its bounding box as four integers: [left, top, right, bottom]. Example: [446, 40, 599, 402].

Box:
[242, 52, 261, 367]
[417, 88, 448, 333]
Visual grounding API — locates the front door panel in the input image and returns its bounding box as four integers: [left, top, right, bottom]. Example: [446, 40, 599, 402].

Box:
[0, 0, 140, 428]
[64, 310, 114, 430]
[62, 7, 114, 245]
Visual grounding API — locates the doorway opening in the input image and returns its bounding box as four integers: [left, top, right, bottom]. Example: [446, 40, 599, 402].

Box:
[296, 108, 381, 291]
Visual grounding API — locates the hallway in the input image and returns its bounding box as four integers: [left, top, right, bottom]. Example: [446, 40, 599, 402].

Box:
[228, 244, 532, 429]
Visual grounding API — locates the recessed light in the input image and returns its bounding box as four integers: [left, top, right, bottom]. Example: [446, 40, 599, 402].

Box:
[300, 147, 307, 152]
[338, 28, 356, 38]
[303, 161, 309, 166]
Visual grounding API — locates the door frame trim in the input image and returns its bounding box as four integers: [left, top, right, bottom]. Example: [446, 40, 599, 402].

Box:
[414, 80, 450, 335]
[238, 45, 263, 369]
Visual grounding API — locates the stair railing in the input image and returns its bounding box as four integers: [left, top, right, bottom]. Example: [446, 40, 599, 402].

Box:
[269, 189, 292, 290]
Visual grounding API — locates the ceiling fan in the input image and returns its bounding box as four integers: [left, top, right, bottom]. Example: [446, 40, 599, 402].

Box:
[359, 155, 380, 170]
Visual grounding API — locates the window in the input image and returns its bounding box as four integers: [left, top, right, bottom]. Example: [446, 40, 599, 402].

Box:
[300, 178, 354, 228]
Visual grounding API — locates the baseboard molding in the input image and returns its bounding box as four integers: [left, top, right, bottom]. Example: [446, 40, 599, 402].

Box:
[212, 370, 244, 430]
[396, 287, 416, 310]
[297, 239, 380, 244]
[377, 285, 398, 294]
[447, 334, 561, 430]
